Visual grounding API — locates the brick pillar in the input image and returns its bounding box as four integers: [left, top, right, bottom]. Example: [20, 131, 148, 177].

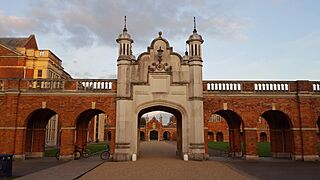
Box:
[244, 128, 258, 160]
[229, 128, 242, 157]
[60, 128, 75, 160]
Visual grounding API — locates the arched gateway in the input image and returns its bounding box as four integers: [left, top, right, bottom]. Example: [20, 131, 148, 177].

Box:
[113, 20, 206, 161]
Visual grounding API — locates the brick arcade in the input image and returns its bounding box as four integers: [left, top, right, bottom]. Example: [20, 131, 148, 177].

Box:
[0, 19, 320, 161]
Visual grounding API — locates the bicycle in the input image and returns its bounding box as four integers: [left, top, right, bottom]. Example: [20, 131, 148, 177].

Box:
[100, 143, 111, 160]
[55, 145, 91, 160]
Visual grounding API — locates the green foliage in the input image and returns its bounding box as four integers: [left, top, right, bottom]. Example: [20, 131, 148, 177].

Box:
[44, 148, 58, 157]
[208, 141, 271, 157]
[258, 142, 271, 157]
[208, 141, 229, 151]
[44, 142, 108, 157]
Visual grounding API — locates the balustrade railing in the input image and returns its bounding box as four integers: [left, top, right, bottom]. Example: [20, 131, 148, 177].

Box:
[205, 80, 291, 93]
[313, 82, 320, 92]
[28, 79, 64, 90]
[254, 82, 289, 92]
[77, 80, 113, 90]
[206, 82, 242, 91]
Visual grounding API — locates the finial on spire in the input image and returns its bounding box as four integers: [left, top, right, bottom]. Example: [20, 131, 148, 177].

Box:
[193, 16, 197, 33]
[123, 16, 127, 32]
[185, 43, 188, 55]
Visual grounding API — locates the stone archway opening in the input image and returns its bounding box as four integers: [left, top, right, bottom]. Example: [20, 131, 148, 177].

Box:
[261, 110, 293, 159]
[208, 110, 245, 158]
[25, 108, 57, 158]
[75, 109, 105, 151]
[137, 106, 182, 158]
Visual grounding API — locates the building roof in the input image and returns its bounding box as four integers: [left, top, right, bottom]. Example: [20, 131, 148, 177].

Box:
[0, 34, 38, 50]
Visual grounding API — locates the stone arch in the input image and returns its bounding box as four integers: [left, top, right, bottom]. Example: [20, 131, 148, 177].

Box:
[208, 132, 214, 141]
[137, 103, 184, 157]
[260, 132, 267, 142]
[216, 132, 224, 142]
[24, 108, 57, 158]
[163, 131, 170, 141]
[75, 109, 105, 149]
[213, 110, 244, 157]
[261, 110, 293, 159]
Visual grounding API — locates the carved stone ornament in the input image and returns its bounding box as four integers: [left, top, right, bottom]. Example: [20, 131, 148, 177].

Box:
[148, 46, 172, 72]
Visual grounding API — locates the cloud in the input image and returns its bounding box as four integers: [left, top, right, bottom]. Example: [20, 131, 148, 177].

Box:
[1, 0, 248, 48]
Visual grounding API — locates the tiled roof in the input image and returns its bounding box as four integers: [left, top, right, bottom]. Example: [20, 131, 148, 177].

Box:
[0, 37, 29, 48]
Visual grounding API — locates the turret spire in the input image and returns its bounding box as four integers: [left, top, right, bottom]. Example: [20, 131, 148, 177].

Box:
[193, 16, 197, 33]
[123, 16, 127, 32]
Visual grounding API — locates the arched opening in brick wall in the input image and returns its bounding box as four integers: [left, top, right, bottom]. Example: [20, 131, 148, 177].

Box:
[75, 109, 105, 151]
[24, 108, 57, 158]
[209, 110, 245, 158]
[261, 110, 293, 159]
[163, 131, 170, 141]
[208, 132, 214, 141]
[216, 132, 224, 142]
[149, 130, 159, 140]
[259, 132, 267, 142]
[137, 106, 182, 158]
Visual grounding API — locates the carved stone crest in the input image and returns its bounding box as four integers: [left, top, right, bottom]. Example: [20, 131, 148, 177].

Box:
[148, 46, 172, 72]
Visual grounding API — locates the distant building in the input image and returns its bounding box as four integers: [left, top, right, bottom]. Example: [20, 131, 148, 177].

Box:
[0, 34, 71, 146]
[139, 115, 177, 141]
[207, 114, 270, 142]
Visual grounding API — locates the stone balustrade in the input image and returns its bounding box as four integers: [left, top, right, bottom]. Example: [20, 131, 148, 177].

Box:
[206, 81, 242, 91]
[313, 82, 320, 92]
[27, 79, 64, 90]
[204, 80, 318, 93]
[77, 80, 113, 90]
[254, 82, 289, 92]
[0, 78, 117, 92]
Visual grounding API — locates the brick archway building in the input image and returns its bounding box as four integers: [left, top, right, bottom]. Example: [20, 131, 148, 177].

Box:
[1, 21, 320, 161]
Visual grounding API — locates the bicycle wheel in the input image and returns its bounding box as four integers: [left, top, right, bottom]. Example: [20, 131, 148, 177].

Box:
[82, 149, 91, 158]
[100, 151, 110, 160]
[74, 150, 81, 160]
[55, 151, 60, 160]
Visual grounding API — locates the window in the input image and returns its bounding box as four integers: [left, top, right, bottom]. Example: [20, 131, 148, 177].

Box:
[39, 51, 45, 56]
[37, 70, 43, 78]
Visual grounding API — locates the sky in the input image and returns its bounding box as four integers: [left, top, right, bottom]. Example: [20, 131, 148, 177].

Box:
[1, 0, 319, 80]
[141, 111, 173, 125]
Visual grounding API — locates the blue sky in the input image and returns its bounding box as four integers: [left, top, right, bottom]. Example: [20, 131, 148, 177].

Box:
[1, 0, 319, 80]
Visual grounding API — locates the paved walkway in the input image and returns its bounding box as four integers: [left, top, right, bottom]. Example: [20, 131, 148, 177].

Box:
[80, 141, 253, 180]
[12, 142, 320, 180]
[15, 155, 104, 180]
